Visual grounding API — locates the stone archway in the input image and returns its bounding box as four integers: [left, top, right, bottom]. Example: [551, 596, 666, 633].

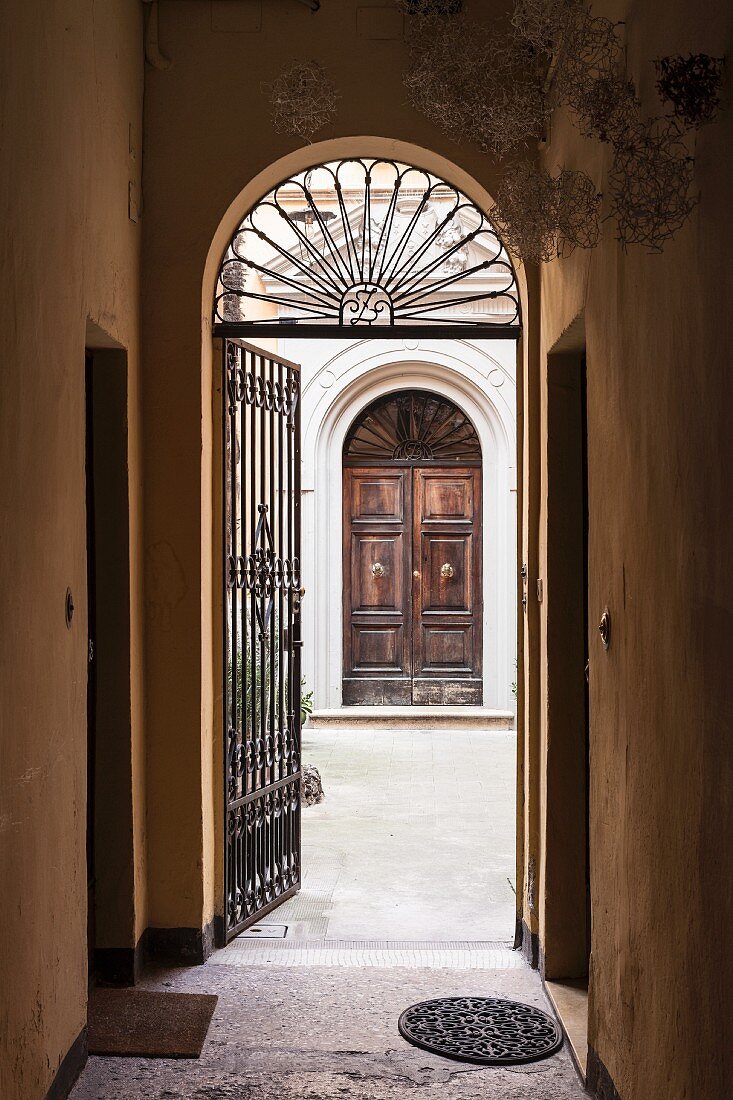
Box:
[292, 338, 516, 713]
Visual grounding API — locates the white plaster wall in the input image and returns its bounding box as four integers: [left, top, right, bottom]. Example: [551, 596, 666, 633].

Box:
[279, 336, 517, 713]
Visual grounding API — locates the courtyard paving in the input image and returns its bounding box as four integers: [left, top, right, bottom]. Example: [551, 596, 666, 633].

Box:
[276, 727, 518, 941]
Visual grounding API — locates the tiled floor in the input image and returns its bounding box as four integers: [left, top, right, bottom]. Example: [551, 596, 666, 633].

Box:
[273, 727, 517, 942]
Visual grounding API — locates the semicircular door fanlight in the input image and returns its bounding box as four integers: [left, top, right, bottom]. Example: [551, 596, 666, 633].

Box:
[214, 159, 521, 333]
[344, 389, 482, 466]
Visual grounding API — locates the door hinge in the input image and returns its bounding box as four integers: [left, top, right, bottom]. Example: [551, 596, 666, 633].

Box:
[88, 639, 95, 663]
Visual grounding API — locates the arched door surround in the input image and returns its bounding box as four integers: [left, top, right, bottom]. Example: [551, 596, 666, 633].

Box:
[296, 339, 516, 715]
[343, 390, 483, 705]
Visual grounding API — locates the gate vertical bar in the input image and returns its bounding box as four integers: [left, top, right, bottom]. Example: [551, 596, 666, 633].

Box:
[293, 364, 302, 888]
[222, 340, 230, 942]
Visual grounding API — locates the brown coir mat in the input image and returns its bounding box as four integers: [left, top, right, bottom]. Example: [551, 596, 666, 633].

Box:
[88, 988, 218, 1058]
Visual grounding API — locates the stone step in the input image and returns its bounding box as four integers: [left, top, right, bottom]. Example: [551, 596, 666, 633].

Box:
[307, 706, 515, 731]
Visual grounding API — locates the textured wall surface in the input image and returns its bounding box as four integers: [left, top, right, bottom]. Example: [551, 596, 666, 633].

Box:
[0, 3, 144, 1097]
[535, 3, 733, 1097]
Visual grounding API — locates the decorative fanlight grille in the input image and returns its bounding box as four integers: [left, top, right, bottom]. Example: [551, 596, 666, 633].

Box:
[214, 159, 521, 335]
[344, 390, 481, 466]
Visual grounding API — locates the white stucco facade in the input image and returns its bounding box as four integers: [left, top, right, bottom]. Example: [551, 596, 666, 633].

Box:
[278, 335, 518, 714]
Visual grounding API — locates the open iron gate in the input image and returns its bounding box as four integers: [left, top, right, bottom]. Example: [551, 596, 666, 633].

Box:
[223, 338, 302, 942]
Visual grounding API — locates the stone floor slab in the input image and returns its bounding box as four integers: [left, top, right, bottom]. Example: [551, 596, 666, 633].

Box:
[72, 963, 585, 1099]
[276, 728, 517, 941]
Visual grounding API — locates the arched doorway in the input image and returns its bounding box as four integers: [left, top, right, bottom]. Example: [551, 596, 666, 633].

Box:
[213, 151, 522, 940]
[342, 388, 483, 705]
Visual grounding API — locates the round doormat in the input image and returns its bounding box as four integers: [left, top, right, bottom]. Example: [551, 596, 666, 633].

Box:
[397, 996, 563, 1065]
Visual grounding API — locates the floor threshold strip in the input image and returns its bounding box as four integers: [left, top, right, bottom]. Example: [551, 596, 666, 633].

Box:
[210, 938, 524, 969]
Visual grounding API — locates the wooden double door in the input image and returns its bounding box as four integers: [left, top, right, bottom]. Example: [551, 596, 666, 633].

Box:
[343, 466, 482, 705]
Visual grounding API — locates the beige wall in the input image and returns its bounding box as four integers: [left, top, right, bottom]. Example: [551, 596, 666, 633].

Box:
[533, 2, 733, 1097]
[0, 3, 145, 1097]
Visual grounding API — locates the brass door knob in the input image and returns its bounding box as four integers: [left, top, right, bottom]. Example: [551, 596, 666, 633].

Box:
[413, 570, 420, 578]
[371, 562, 385, 578]
[440, 562, 454, 579]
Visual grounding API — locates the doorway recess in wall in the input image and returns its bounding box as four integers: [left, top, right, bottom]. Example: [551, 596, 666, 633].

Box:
[214, 157, 521, 942]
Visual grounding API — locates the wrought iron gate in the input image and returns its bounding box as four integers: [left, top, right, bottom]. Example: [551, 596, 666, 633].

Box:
[223, 338, 302, 942]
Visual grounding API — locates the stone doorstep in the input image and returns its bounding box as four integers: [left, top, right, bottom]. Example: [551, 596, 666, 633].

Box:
[544, 979, 589, 1084]
[307, 706, 515, 731]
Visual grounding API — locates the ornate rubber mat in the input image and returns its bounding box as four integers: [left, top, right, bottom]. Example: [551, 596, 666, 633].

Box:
[398, 996, 563, 1065]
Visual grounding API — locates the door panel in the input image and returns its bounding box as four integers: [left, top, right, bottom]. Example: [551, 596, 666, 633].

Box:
[343, 468, 411, 704]
[413, 468, 482, 704]
[421, 535, 473, 611]
[352, 475, 405, 521]
[351, 624, 406, 671]
[421, 625, 475, 671]
[421, 474, 475, 521]
[351, 535, 404, 611]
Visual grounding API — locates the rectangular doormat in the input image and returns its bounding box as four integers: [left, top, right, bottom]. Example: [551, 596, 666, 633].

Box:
[88, 988, 218, 1058]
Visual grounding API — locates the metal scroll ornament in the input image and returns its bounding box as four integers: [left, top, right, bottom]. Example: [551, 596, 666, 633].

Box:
[398, 996, 563, 1065]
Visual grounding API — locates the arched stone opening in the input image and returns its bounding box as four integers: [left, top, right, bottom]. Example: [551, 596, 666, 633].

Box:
[200, 138, 530, 942]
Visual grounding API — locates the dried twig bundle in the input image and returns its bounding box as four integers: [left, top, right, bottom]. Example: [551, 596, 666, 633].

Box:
[655, 54, 725, 128]
[264, 61, 339, 143]
[609, 119, 697, 251]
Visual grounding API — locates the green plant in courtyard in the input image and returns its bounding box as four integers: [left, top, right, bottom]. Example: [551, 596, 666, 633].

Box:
[226, 619, 313, 729]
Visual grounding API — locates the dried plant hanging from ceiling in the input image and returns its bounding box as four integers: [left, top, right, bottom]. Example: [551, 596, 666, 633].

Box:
[510, 0, 578, 56]
[491, 162, 600, 264]
[396, 0, 463, 22]
[555, 169, 602, 253]
[402, 21, 487, 143]
[264, 60, 339, 143]
[403, 18, 547, 157]
[655, 54, 725, 128]
[508, 1, 725, 254]
[549, 8, 625, 113]
[491, 163, 560, 264]
[609, 118, 697, 252]
[569, 73, 640, 143]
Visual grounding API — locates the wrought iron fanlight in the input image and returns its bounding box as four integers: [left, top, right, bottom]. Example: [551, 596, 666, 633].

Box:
[214, 158, 521, 335]
[344, 389, 482, 466]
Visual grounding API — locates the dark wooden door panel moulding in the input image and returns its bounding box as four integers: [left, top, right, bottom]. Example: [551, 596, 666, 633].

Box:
[342, 391, 482, 706]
